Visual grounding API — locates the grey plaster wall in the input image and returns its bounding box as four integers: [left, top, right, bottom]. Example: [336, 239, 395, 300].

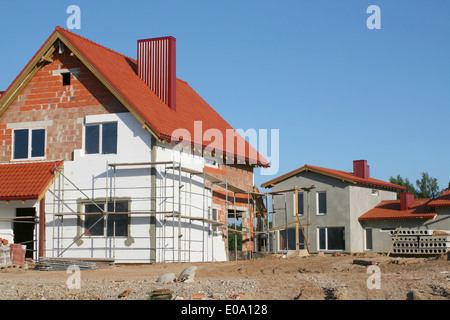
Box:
[270, 171, 398, 253]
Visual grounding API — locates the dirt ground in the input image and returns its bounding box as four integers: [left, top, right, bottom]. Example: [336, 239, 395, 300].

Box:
[1, 252, 449, 300]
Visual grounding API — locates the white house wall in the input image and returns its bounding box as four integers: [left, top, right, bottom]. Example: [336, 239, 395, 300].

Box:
[44, 112, 227, 263]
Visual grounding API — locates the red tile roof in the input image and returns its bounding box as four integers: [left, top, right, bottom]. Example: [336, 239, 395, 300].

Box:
[0, 161, 63, 201]
[428, 189, 450, 207]
[53, 27, 268, 167]
[261, 164, 406, 190]
[358, 198, 437, 221]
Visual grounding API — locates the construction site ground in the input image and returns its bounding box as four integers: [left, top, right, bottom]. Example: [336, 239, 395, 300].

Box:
[0, 252, 449, 301]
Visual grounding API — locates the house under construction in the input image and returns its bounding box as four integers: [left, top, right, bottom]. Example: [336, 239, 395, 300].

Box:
[0, 27, 273, 263]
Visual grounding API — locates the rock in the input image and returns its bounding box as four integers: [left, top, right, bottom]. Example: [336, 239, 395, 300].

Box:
[177, 266, 197, 282]
[156, 273, 176, 283]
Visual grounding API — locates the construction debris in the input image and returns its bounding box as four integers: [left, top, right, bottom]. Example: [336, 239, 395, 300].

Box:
[352, 259, 377, 266]
[35, 258, 98, 271]
[149, 289, 173, 300]
[156, 273, 176, 283]
[389, 229, 450, 255]
[118, 290, 132, 298]
[177, 266, 197, 282]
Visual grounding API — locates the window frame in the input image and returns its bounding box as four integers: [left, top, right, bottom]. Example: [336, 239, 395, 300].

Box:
[83, 200, 129, 238]
[316, 191, 327, 215]
[11, 127, 47, 161]
[318, 226, 345, 251]
[365, 228, 373, 251]
[84, 122, 118, 155]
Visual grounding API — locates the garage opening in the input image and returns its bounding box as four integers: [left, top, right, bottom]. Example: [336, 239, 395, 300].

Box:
[14, 208, 36, 259]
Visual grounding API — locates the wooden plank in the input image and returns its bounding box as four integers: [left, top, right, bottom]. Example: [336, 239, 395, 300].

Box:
[353, 259, 377, 266]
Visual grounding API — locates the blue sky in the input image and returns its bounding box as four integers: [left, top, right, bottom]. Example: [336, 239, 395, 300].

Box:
[1, 1, 449, 191]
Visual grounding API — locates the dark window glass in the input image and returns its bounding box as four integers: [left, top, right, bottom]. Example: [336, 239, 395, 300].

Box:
[366, 229, 373, 250]
[84, 202, 128, 237]
[318, 192, 327, 214]
[327, 227, 345, 250]
[106, 202, 128, 237]
[62, 72, 71, 86]
[319, 228, 326, 250]
[102, 122, 117, 154]
[297, 192, 304, 215]
[85, 125, 100, 154]
[31, 129, 45, 157]
[13, 129, 29, 159]
[85, 203, 105, 236]
[279, 228, 305, 250]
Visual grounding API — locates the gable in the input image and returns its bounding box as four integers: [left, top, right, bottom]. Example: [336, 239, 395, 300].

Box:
[0, 44, 127, 163]
[0, 27, 268, 167]
[262, 164, 405, 191]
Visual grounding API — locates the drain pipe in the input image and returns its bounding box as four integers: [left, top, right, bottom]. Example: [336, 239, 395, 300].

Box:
[39, 197, 46, 258]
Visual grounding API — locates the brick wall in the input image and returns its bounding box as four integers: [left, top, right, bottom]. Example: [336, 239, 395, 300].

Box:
[0, 47, 127, 163]
[208, 164, 255, 252]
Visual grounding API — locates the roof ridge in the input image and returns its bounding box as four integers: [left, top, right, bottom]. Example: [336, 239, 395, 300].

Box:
[56, 26, 134, 61]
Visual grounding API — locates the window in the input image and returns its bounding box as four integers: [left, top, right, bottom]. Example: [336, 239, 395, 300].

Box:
[318, 227, 345, 251]
[84, 201, 129, 237]
[365, 228, 373, 250]
[279, 228, 305, 251]
[85, 122, 117, 155]
[371, 189, 379, 196]
[62, 72, 71, 86]
[317, 191, 327, 215]
[13, 128, 46, 160]
[295, 192, 304, 216]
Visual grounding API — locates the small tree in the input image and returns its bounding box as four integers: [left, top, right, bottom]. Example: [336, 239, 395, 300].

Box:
[415, 172, 440, 198]
[228, 223, 242, 251]
[389, 174, 416, 199]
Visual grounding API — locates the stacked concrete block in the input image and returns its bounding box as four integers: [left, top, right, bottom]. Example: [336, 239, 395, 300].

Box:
[0, 245, 12, 267]
[390, 229, 450, 255]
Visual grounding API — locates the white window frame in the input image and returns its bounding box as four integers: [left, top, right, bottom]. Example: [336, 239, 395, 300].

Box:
[11, 127, 47, 161]
[84, 122, 118, 155]
[316, 191, 327, 215]
[317, 226, 345, 251]
[365, 228, 373, 251]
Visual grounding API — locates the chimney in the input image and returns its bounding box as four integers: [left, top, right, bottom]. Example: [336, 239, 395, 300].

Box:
[400, 192, 415, 211]
[353, 160, 370, 179]
[137, 36, 176, 111]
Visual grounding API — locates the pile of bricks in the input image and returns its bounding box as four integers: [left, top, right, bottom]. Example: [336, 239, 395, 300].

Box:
[9, 244, 26, 266]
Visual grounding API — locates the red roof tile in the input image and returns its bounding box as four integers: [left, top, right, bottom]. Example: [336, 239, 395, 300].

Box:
[261, 164, 406, 190]
[428, 189, 450, 207]
[0, 161, 63, 201]
[358, 198, 437, 221]
[53, 27, 268, 167]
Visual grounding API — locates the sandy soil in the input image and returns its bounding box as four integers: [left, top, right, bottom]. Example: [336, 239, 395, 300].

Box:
[0, 252, 449, 300]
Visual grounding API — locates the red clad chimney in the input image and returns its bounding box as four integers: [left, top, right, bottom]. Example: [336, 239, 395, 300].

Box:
[353, 160, 370, 179]
[400, 192, 415, 211]
[137, 36, 176, 111]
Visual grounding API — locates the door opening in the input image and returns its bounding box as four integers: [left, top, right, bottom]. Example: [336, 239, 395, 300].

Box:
[14, 208, 36, 259]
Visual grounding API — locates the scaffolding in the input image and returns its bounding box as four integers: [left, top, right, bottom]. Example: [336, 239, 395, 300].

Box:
[48, 160, 271, 263]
